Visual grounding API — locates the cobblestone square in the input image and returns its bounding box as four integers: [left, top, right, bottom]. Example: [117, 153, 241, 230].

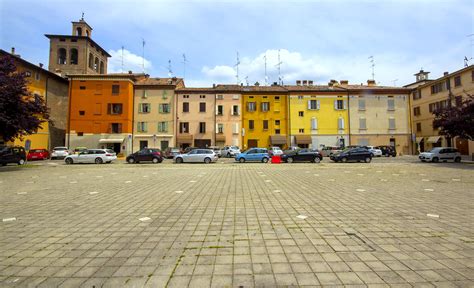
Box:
[0, 158, 473, 287]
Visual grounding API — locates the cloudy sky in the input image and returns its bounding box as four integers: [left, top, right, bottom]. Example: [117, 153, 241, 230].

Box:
[1, 0, 472, 87]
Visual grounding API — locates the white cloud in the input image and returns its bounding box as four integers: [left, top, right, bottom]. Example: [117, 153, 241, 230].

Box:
[107, 49, 152, 74]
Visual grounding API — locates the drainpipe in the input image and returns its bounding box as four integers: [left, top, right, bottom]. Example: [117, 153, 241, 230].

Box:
[446, 76, 452, 147]
[408, 89, 414, 155]
[45, 76, 50, 151]
[131, 85, 135, 153]
[67, 78, 72, 148]
[346, 89, 351, 146]
[287, 91, 291, 148]
[214, 91, 216, 146]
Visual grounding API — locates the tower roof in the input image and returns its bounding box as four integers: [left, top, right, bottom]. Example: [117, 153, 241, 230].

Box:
[44, 34, 111, 57]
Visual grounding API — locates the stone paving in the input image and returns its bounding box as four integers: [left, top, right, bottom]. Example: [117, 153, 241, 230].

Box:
[0, 158, 473, 287]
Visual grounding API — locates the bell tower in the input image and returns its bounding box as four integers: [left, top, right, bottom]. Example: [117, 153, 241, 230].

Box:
[72, 13, 92, 37]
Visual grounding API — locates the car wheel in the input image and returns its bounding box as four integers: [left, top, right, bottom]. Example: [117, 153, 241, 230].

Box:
[176, 157, 183, 163]
[287, 157, 294, 163]
[313, 157, 321, 163]
[204, 157, 211, 164]
[454, 157, 461, 163]
[127, 158, 135, 164]
[364, 157, 372, 163]
[239, 158, 245, 163]
[262, 157, 269, 163]
[65, 158, 73, 165]
[341, 157, 348, 163]
[95, 157, 103, 164]
[432, 157, 439, 163]
[370, 153, 374, 157]
[152, 158, 159, 164]
[18, 159, 25, 165]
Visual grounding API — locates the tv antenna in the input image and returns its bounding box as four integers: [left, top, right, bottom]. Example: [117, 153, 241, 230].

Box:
[141, 38, 146, 73]
[234, 51, 240, 85]
[276, 49, 283, 85]
[121, 46, 124, 73]
[465, 34, 474, 67]
[245, 76, 249, 86]
[369, 56, 375, 80]
[263, 53, 268, 86]
[167, 60, 173, 77]
[182, 54, 187, 79]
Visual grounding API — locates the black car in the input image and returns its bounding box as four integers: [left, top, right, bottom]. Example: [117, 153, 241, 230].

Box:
[126, 148, 163, 164]
[281, 149, 323, 163]
[0, 146, 27, 166]
[330, 147, 372, 163]
[376, 145, 396, 157]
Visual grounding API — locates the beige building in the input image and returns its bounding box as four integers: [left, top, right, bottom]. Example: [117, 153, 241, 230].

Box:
[175, 88, 216, 149]
[133, 77, 184, 151]
[214, 85, 242, 147]
[407, 66, 474, 155]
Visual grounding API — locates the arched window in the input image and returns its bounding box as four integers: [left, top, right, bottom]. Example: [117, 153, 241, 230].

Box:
[99, 61, 104, 74]
[70, 48, 78, 65]
[94, 57, 99, 72]
[88, 53, 93, 69]
[86, 30, 90, 37]
[76, 27, 82, 36]
[58, 48, 67, 65]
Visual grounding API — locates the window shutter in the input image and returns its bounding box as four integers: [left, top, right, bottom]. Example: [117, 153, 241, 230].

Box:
[307, 100, 312, 110]
[107, 103, 111, 114]
[338, 118, 344, 130]
[165, 122, 168, 132]
[334, 100, 338, 110]
[144, 122, 147, 132]
[139, 104, 143, 113]
[215, 105, 218, 115]
[317, 100, 320, 110]
[237, 105, 240, 115]
[216, 123, 219, 132]
[343, 100, 347, 110]
[311, 118, 318, 130]
[118, 123, 122, 133]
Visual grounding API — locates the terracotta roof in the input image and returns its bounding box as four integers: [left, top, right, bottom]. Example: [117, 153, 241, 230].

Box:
[135, 77, 184, 86]
[176, 87, 215, 93]
[285, 85, 346, 92]
[241, 85, 287, 93]
[410, 65, 473, 90]
[44, 35, 111, 57]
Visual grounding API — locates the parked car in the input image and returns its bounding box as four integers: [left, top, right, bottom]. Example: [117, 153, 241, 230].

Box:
[73, 147, 88, 154]
[183, 146, 198, 154]
[235, 148, 270, 163]
[330, 147, 372, 163]
[320, 146, 342, 157]
[209, 146, 222, 157]
[0, 146, 26, 166]
[126, 148, 163, 164]
[164, 147, 181, 159]
[65, 149, 117, 164]
[27, 148, 50, 161]
[366, 146, 382, 157]
[377, 145, 397, 157]
[268, 146, 284, 156]
[419, 147, 461, 163]
[51, 146, 70, 159]
[281, 148, 323, 163]
[221, 146, 241, 157]
[174, 149, 218, 164]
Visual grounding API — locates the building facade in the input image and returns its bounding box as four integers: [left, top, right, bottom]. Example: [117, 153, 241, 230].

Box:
[67, 74, 140, 155]
[214, 85, 242, 148]
[133, 77, 184, 151]
[241, 86, 289, 149]
[408, 66, 474, 155]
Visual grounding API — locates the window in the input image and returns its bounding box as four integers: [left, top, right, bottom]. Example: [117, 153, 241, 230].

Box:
[24, 71, 32, 77]
[158, 122, 168, 132]
[199, 102, 206, 112]
[162, 90, 168, 99]
[413, 107, 421, 116]
[110, 123, 122, 133]
[217, 105, 223, 116]
[334, 99, 346, 110]
[299, 129, 304, 133]
[455, 96, 462, 107]
[159, 103, 170, 113]
[233, 94, 240, 100]
[77, 132, 84, 136]
[247, 102, 256, 112]
[249, 120, 254, 130]
[139, 103, 151, 113]
[99, 61, 104, 74]
[416, 123, 421, 132]
[275, 129, 280, 134]
[310, 118, 318, 130]
[232, 105, 239, 115]
[35, 72, 40, 81]
[217, 123, 224, 133]
[79, 111, 85, 116]
[58, 48, 67, 64]
[358, 98, 366, 110]
[387, 97, 395, 111]
[182, 102, 189, 112]
[233, 123, 239, 134]
[275, 120, 280, 126]
[298, 111, 304, 117]
[179, 122, 189, 133]
[137, 122, 147, 132]
[359, 118, 367, 130]
[200, 95, 206, 99]
[76, 27, 82, 36]
[88, 53, 93, 69]
[275, 96, 280, 100]
[70, 48, 78, 65]
[261, 102, 270, 112]
[338, 118, 345, 130]
[263, 120, 269, 130]
[389, 118, 396, 130]
[454, 75, 461, 87]
[413, 90, 421, 100]
[108, 103, 123, 115]
[199, 122, 206, 133]
[94, 57, 99, 71]
[59, 38, 66, 42]
[80, 86, 86, 90]
[429, 100, 449, 113]
[183, 95, 189, 98]
[111, 85, 120, 95]
[307, 100, 320, 110]
[298, 95, 304, 100]
[217, 94, 223, 100]
[431, 82, 446, 94]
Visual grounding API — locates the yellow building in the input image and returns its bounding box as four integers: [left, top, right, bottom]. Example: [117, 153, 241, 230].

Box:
[287, 84, 349, 148]
[241, 86, 288, 149]
[1, 49, 69, 150]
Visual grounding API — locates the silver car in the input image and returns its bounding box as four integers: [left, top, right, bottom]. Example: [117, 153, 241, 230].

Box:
[51, 146, 70, 159]
[221, 146, 241, 157]
[419, 147, 461, 163]
[65, 149, 117, 164]
[174, 149, 218, 164]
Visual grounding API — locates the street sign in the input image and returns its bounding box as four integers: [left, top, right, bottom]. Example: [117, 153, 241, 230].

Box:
[25, 140, 31, 152]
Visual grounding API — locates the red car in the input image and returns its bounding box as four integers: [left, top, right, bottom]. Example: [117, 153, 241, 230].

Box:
[27, 148, 50, 160]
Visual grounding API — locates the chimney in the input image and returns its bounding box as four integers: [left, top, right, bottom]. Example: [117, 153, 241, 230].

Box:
[254, 82, 260, 86]
[39, 63, 44, 68]
[272, 82, 278, 86]
[128, 70, 133, 74]
[340, 80, 348, 85]
[308, 80, 313, 86]
[328, 82, 333, 87]
[296, 80, 301, 86]
[367, 80, 376, 86]
[11, 47, 15, 54]
[302, 80, 308, 86]
[443, 72, 449, 76]
[213, 84, 216, 88]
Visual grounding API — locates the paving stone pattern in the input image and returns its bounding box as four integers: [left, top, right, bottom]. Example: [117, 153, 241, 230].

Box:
[0, 159, 473, 287]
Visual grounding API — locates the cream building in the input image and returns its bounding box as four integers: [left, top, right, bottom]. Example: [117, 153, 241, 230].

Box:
[214, 85, 242, 147]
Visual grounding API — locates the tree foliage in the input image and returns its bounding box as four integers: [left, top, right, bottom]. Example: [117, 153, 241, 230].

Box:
[0, 55, 50, 142]
[433, 94, 474, 141]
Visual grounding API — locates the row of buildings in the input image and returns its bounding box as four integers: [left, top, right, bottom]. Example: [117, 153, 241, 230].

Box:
[2, 18, 473, 156]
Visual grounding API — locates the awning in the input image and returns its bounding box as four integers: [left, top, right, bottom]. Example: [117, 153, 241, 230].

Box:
[295, 135, 312, 144]
[415, 137, 424, 143]
[99, 138, 124, 144]
[216, 134, 226, 142]
[177, 134, 193, 143]
[427, 136, 441, 143]
[270, 135, 287, 145]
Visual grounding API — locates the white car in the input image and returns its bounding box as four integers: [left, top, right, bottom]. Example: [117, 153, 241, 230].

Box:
[269, 147, 284, 156]
[419, 147, 461, 163]
[51, 146, 70, 159]
[366, 146, 382, 157]
[174, 149, 218, 164]
[221, 146, 241, 157]
[65, 149, 117, 164]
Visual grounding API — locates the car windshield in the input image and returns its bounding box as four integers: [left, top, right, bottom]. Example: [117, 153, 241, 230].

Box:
[429, 148, 442, 153]
[231, 146, 239, 150]
[106, 149, 115, 154]
[171, 148, 180, 152]
[31, 149, 43, 153]
[54, 147, 67, 151]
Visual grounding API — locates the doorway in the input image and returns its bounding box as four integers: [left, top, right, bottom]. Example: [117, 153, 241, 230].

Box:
[194, 139, 211, 148]
[389, 138, 396, 147]
[455, 138, 468, 155]
[247, 139, 258, 148]
[160, 140, 169, 150]
[140, 140, 148, 150]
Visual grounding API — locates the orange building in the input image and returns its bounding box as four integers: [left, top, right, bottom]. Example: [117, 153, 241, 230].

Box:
[67, 74, 142, 155]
